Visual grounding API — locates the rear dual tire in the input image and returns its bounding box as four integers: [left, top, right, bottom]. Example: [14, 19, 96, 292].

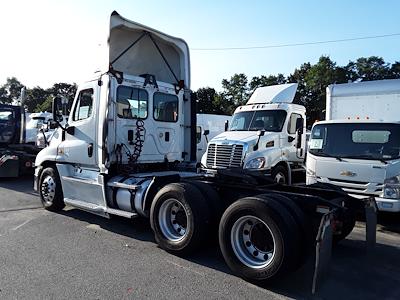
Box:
[219, 196, 302, 282]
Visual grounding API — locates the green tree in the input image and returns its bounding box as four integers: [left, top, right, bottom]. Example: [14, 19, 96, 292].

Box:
[26, 87, 50, 112]
[0, 77, 24, 104]
[346, 56, 391, 81]
[34, 95, 53, 113]
[195, 87, 218, 113]
[249, 74, 286, 94]
[221, 73, 249, 109]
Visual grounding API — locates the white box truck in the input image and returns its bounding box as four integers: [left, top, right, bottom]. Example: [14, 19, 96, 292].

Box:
[201, 83, 307, 184]
[307, 79, 400, 212]
[33, 11, 376, 291]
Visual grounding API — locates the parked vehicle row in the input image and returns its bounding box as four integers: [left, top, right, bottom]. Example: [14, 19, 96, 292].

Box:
[32, 11, 376, 293]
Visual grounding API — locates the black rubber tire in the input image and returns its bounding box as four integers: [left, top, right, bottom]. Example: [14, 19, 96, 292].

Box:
[334, 210, 356, 244]
[189, 181, 225, 226]
[257, 193, 311, 270]
[271, 165, 289, 184]
[38, 167, 65, 212]
[219, 196, 300, 282]
[150, 182, 211, 255]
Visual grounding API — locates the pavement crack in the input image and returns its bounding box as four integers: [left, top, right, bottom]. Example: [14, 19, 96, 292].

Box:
[0, 207, 43, 213]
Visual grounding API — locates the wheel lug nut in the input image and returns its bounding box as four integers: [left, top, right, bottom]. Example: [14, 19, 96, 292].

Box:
[172, 220, 177, 224]
[244, 230, 249, 235]
[264, 254, 268, 260]
[245, 241, 251, 247]
[253, 251, 259, 256]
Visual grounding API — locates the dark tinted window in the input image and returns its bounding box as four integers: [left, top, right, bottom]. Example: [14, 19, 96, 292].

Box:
[117, 86, 148, 119]
[153, 93, 178, 122]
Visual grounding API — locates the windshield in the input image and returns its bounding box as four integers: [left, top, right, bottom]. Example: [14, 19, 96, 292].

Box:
[0, 110, 14, 122]
[309, 123, 400, 160]
[230, 110, 287, 132]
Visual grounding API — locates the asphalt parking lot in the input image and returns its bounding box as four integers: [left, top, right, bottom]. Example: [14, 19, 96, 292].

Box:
[0, 176, 399, 299]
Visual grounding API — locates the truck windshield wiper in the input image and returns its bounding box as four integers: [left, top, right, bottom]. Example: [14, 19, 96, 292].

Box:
[313, 152, 344, 161]
[341, 155, 388, 164]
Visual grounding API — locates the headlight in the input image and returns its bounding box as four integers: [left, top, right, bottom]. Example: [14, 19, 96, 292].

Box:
[383, 176, 400, 199]
[245, 157, 265, 169]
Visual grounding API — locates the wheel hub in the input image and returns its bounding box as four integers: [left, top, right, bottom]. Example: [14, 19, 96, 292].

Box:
[41, 175, 56, 204]
[159, 199, 189, 242]
[231, 216, 276, 269]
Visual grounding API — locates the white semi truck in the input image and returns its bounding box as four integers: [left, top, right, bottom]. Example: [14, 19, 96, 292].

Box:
[34, 11, 375, 290]
[201, 83, 306, 184]
[306, 79, 400, 212]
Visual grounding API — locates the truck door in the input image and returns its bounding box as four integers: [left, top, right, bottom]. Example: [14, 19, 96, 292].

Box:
[285, 113, 305, 162]
[57, 83, 98, 167]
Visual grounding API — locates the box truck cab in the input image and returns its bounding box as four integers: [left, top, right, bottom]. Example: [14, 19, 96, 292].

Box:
[201, 83, 306, 184]
[307, 79, 400, 212]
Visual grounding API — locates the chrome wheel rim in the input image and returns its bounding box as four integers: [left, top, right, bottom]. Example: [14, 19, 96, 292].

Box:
[274, 172, 286, 184]
[41, 175, 56, 204]
[158, 199, 189, 242]
[231, 216, 275, 269]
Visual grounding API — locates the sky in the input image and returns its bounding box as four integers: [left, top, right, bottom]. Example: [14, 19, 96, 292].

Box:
[1, 0, 399, 91]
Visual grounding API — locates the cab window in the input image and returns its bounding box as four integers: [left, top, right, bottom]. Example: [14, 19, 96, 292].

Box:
[117, 86, 148, 119]
[153, 92, 178, 122]
[73, 89, 93, 121]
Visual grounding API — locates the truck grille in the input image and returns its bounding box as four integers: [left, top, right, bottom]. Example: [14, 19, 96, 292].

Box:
[324, 178, 383, 197]
[206, 143, 244, 168]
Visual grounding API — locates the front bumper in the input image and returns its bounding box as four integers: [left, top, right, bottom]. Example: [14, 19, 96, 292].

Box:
[374, 197, 400, 212]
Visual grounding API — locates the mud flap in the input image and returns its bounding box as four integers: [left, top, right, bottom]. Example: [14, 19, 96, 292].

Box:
[312, 211, 333, 295]
[364, 196, 377, 251]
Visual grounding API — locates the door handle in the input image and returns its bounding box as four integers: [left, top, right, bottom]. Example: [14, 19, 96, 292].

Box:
[88, 143, 93, 157]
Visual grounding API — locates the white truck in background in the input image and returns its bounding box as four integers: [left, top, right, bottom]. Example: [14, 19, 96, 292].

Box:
[196, 113, 231, 162]
[307, 79, 400, 212]
[201, 83, 306, 184]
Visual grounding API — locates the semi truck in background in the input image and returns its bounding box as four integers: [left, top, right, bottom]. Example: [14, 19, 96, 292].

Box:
[201, 83, 306, 184]
[196, 113, 231, 162]
[33, 11, 376, 291]
[307, 79, 400, 212]
[0, 90, 40, 177]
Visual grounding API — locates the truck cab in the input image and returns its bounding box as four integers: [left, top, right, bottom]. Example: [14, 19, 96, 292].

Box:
[307, 79, 400, 212]
[34, 11, 194, 216]
[201, 83, 306, 184]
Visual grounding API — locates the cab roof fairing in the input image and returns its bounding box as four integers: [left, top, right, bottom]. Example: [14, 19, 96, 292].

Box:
[108, 11, 191, 89]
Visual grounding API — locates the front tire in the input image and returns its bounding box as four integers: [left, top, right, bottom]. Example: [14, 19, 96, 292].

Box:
[38, 167, 65, 212]
[271, 165, 288, 184]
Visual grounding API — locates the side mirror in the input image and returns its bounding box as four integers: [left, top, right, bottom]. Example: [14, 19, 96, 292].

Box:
[224, 120, 229, 131]
[295, 129, 303, 149]
[52, 96, 63, 123]
[296, 117, 304, 134]
[203, 129, 210, 143]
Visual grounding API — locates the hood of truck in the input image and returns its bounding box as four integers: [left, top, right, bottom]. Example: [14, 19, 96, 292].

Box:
[210, 131, 280, 148]
[309, 155, 400, 184]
